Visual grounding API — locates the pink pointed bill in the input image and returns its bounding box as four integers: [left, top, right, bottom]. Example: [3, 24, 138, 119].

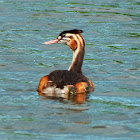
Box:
[43, 39, 59, 45]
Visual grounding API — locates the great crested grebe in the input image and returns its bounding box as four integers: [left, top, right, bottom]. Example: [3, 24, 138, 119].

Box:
[37, 29, 94, 98]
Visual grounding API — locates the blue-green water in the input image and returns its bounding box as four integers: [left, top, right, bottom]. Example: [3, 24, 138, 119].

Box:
[0, 0, 140, 139]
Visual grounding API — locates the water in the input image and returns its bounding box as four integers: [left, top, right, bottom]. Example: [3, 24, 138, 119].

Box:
[0, 0, 140, 139]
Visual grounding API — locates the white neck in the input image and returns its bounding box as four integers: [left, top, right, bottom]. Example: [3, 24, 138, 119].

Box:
[68, 34, 85, 73]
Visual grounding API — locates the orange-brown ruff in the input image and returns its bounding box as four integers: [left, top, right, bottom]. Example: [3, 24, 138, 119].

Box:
[38, 29, 94, 97]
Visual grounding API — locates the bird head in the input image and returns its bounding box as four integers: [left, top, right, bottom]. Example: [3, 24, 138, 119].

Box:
[43, 29, 84, 51]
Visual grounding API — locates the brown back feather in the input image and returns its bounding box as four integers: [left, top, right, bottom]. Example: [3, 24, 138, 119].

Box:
[49, 70, 88, 89]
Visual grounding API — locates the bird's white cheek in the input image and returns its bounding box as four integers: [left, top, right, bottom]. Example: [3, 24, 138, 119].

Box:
[59, 39, 70, 45]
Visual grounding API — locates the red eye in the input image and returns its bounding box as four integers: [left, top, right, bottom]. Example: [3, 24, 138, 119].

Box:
[69, 36, 73, 39]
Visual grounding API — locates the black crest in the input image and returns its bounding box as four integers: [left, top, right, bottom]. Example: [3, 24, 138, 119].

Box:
[59, 29, 83, 36]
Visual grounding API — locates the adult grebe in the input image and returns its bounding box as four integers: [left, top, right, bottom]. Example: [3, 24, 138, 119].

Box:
[37, 29, 94, 97]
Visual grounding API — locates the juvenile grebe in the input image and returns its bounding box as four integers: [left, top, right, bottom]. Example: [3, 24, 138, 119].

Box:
[37, 29, 94, 97]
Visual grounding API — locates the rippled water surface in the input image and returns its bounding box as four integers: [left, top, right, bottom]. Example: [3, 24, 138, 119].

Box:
[0, 0, 140, 139]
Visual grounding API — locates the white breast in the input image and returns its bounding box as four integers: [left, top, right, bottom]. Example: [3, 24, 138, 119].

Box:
[42, 85, 71, 99]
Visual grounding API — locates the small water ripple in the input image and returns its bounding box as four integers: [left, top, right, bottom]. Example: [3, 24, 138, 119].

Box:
[90, 96, 140, 108]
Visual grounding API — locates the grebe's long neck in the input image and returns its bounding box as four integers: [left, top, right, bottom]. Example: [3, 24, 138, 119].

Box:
[68, 34, 85, 74]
